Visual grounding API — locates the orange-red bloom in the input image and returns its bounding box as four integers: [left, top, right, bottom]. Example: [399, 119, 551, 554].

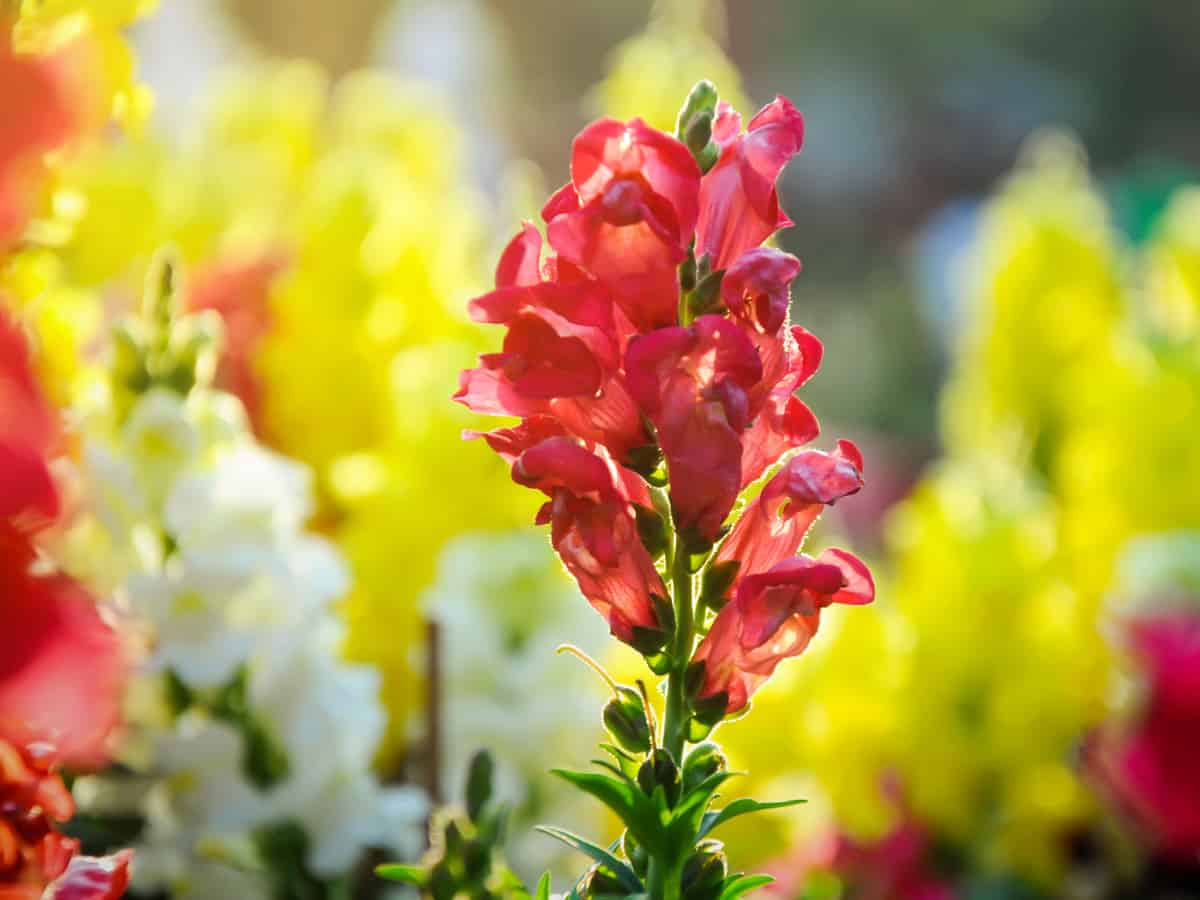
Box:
[0, 740, 131, 900]
[0, 311, 126, 769]
[691, 548, 873, 716]
[0, 32, 77, 249]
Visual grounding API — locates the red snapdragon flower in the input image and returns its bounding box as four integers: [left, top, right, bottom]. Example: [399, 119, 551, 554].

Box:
[715, 439, 865, 597]
[695, 97, 805, 269]
[0, 310, 126, 769]
[625, 315, 762, 545]
[1089, 612, 1200, 862]
[544, 118, 700, 332]
[511, 436, 668, 651]
[691, 548, 874, 716]
[457, 227, 647, 463]
[0, 740, 132, 900]
[186, 253, 287, 433]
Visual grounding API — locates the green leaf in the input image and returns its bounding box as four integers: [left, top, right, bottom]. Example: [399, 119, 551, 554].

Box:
[666, 771, 740, 851]
[374, 863, 427, 887]
[465, 749, 494, 824]
[698, 798, 807, 841]
[534, 827, 642, 894]
[534, 871, 552, 900]
[718, 874, 775, 900]
[551, 768, 664, 853]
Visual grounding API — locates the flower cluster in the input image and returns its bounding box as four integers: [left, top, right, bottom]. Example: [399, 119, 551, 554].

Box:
[1, 61, 534, 762]
[0, 311, 132, 899]
[458, 83, 873, 725]
[64, 263, 424, 898]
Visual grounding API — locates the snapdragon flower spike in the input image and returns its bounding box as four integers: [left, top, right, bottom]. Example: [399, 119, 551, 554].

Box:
[544, 117, 700, 332]
[691, 548, 874, 717]
[695, 97, 806, 269]
[626, 315, 762, 546]
[512, 437, 668, 652]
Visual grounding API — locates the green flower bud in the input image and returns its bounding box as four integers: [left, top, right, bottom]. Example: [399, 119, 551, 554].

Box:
[684, 110, 714, 157]
[465, 749, 495, 824]
[603, 687, 651, 754]
[581, 863, 625, 898]
[682, 742, 727, 794]
[637, 748, 681, 808]
[682, 840, 727, 900]
[675, 80, 719, 142]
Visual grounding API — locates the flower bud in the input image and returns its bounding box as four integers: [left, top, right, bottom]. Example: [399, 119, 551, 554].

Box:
[465, 749, 494, 824]
[603, 687, 651, 754]
[681, 742, 727, 794]
[638, 748, 681, 808]
[675, 80, 719, 143]
[581, 863, 625, 899]
[682, 840, 727, 900]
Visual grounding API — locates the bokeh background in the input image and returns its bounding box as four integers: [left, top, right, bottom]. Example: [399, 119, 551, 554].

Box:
[8, 0, 1199, 896]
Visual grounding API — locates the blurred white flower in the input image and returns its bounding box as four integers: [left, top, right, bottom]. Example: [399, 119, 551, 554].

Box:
[70, 379, 425, 888]
[126, 566, 257, 687]
[121, 388, 201, 507]
[423, 530, 609, 879]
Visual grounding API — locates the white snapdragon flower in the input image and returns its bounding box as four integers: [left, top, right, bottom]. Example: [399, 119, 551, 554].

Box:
[247, 623, 427, 873]
[121, 387, 201, 508]
[72, 370, 424, 887]
[164, 443, 312, 581]
[125, 566, 258, 687]
[423, 531, 608, 877]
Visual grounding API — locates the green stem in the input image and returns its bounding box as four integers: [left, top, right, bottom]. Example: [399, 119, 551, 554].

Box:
[662, 535, 695, 762]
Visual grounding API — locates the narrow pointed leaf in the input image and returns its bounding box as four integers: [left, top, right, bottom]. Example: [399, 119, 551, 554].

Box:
[551, 768, 664, 852]
[374, 863, 427, 886]
[698, 798, 806, 840]
[535, 871, 552, 900]
[718, 874, 775, 900]
[535, 826, 643, 893]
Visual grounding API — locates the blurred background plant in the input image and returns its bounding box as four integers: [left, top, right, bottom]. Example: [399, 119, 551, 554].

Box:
[3, 0, 1199, 895]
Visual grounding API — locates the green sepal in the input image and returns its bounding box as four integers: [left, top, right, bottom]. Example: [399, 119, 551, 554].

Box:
[374, 863, 428, 887]
[687, 718, 716, 742]
[629, 625, 670, 657]
[699, 561, 740, 612]
[685, 269, 726, 320]
[717, 874, 775, 900]
[650, 592, 676, 636]
[645, 651, 672, 675]
[602, 687, 652, 754]
[635, 505, 669, 560]
[697, 797, 807, 841]
[534, 826, 643, 894]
